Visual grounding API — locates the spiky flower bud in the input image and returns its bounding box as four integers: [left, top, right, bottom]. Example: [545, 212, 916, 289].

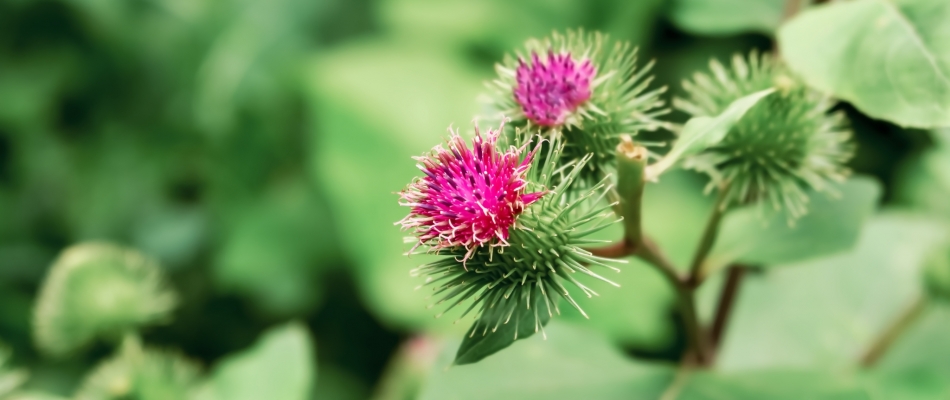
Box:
[514, 52, 596, 127]
[675, 51, 854, 218]
[398, 121, 546, 261]
[490, 30, 668, 188]
[398, 122, 624, 362]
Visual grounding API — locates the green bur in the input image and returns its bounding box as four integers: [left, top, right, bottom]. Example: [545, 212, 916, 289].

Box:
[676, 50, 854, 218]
[411, 141, 625, 365]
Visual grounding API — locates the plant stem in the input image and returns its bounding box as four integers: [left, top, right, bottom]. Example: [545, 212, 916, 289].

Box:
[616, 135, 648, 245]
[709, 265, 747, 350]
[860, 296, 928, 368]
[687, 187, 730, 287]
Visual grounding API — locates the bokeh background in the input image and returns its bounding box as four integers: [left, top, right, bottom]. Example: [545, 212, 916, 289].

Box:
[0, 0, 945, 398]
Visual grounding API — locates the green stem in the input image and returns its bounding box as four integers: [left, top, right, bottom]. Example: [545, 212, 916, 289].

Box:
[687, 186, 731, 287]
[616, 135, 647, 245]
[613, 135, 712, 366]
[860, 296, 928, 368]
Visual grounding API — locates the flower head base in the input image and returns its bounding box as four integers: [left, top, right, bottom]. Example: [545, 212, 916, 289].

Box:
[676, 51, 854, 218]
[398, 121, 545, 260]
[514, 51, 595, 127]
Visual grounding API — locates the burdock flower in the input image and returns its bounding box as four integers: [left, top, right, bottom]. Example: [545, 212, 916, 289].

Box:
[676, 50, 854, 218]
[514, 51, 595, 127]
[398, 122, 624, 364]
[489, 30, 668, 189]
[398, 121, 545, 261]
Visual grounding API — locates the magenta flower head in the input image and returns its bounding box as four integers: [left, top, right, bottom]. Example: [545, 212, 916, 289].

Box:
[398, 120, 545, 261]
[490, 30, 668, 189]
[398, 124, 625, 365]
[514, 51, 595, 127]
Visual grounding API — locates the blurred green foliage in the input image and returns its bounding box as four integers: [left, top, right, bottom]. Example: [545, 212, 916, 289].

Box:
[1, 0, 949, 398]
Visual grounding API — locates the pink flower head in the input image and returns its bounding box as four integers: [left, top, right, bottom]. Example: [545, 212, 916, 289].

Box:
[514, 51, 595, 127]
[399, 121, 545, 261]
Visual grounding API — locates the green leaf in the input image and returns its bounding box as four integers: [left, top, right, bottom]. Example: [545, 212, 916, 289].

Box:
[676, 369, 869, 400]
[707, 177, 881, 273]
[897, 128, 950, 218]
[0, 344, 28, 398]
[648, 88, 775, 179]
[668, 0, 786, 36]
[418, 322, 674, 400]
[778, 0, 950, 128]
[75, 339, 201, 400]
[214, 178, 333, 315]
[716, 213, 948, 370]
[864, 306, 950, 400]
[197, 322, 315, 400]
[453, 292, 551, 365]
[34, 243, 177, 357]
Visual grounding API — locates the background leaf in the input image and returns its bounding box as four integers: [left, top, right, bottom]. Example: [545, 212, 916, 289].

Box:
[418, 322, 674, 400]
[778, 0, 950, 128]
[716, 213, 948, 370]
[667, 0, 786, 36]
[707, 177, 881, 273]
[675, 369, 869, 400]
[196, 322, 316, 400]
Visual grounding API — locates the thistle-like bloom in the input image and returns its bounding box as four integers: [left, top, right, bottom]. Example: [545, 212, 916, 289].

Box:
[490, 30, 668, 190]
[676, 51, 854, 218]
[514, 51, 595, 127]
[398, 128, 624, 364]
[398, 121, 545, 260]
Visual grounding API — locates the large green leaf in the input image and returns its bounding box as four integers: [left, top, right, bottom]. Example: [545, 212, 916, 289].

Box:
[380, 0, 665, 52]
[706, 177, 881, 273]
[897, 129, 950, 218]
[75, 342, 201, 400]
[716, 213, 948, 370]
[648, 89, 775, 179]
[196, 322, 315, 400]
[778, 0, 950, 128]
[418, 322, 674, 400]
[675, 369, 870, 400]
[863, 306, 950, 400]
[668, 0, 786, 36]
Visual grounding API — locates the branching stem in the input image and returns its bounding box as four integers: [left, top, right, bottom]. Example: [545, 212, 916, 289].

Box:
[687, 186, 730, 287]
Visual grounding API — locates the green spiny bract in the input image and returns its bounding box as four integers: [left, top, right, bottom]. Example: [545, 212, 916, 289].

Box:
[488, 29, 668, 191]
[410, 137, 624, 342]
[675, 50, 854, 218]
[34, 243, 177, 357]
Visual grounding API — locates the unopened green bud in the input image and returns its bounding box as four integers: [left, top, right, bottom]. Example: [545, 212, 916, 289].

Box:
[676, 50, 854, 219]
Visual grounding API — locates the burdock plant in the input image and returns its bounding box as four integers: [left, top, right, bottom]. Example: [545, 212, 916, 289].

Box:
[394, 29, 928, 370]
